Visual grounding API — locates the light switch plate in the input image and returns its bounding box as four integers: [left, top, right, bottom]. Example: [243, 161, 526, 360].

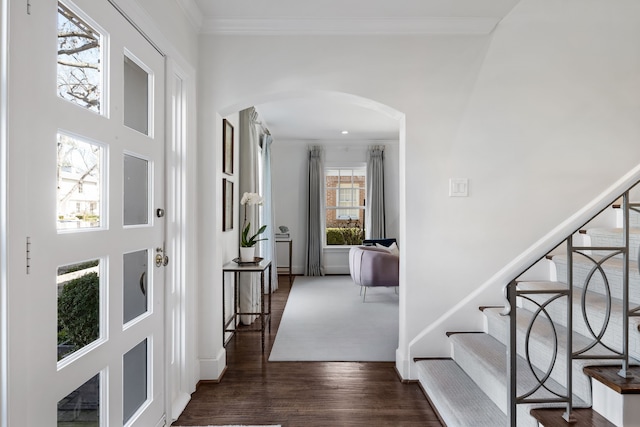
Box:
[449, 178, 469, 197]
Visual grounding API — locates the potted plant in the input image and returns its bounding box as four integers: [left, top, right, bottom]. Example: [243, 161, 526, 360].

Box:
[240, 192, 268, 261]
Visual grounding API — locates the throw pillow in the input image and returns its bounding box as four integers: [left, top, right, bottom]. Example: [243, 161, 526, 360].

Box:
[376, 242, 400, 256]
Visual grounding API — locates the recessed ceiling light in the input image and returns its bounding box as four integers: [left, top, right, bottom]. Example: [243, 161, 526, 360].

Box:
[341, 130, 349, 135]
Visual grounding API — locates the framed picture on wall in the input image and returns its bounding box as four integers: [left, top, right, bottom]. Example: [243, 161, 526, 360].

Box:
[223, 119, 234, 175]
[223, 178, 233, 231]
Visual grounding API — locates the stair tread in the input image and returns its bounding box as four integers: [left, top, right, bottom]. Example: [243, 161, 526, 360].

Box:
[416, 358, 507, 427]
[586, 227, 640, 234]
[530, 407, 616, 427]
[583, 365, 640, 394]
[450, 332, 588, 407]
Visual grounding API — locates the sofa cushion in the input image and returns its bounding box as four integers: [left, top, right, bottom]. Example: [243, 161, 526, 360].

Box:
[348, 245, 399, 288]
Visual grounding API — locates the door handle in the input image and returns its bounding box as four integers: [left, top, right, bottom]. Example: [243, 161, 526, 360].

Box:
[155, 245, 169, 267]
[139, 271, 146, 296]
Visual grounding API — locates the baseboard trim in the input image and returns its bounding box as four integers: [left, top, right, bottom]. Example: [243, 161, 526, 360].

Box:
[198, 347, 227, 381]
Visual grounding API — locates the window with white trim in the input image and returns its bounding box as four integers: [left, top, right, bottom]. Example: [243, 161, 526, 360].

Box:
[325, 166, 365, 245]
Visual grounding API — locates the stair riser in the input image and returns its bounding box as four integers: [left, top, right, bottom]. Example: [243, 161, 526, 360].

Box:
[553, 256, 640, 305]
[519, 294, 640, 362]
[417, 360, 538, 427]
[627, 209, 640, 228]
[586, 230, 640, 262]
[416, 361, 508, 427]
[449, 341, 543, 427]
[453, 338, 508, 412]
[485, 309, 593, 404]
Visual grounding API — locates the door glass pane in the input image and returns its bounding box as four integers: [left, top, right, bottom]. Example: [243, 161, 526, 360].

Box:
[57, 260, 101, 361]
[124, 55, 150, 135]
[57, 133, 103, 231]
[123, 250, 148, 324]
[57, 373, 100, 426]
[123, 154, 149, 226]
[123, 339, 148, 424]
[57, 2, 103, 114]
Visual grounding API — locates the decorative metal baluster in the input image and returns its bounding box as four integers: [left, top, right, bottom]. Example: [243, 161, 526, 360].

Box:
[505, 180, 640, 425]
[507, 280, 517, 427]
[564, 235, 574, 423]
[619, 191, 632, 379]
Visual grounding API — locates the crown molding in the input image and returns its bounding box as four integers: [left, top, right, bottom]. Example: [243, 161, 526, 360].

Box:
[176, 0, 203, 32]
[200, 16, 500, 36]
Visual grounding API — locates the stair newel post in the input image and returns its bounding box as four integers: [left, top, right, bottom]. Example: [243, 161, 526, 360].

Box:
[563, 235, 575, 423]
[507, 279, 518, 427]
[619, 191, 632, 379]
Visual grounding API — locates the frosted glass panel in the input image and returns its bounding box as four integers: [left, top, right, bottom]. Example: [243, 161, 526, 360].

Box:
[123, 154, 148, 226]
[57, 373, 100, 426]
[124, 56, 149, 135]
[57, 260, 100, 361]
[123, 339, 148, 424]
[123, 250, 148, 324]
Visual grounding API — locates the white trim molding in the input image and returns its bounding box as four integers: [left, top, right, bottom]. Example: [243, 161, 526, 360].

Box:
[201, 16, 502, 36]
[199, 348, 227, 381]
[175, 0, 203, 32]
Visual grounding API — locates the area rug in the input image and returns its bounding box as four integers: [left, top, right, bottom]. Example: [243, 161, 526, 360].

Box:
[268, 275, 399, 362]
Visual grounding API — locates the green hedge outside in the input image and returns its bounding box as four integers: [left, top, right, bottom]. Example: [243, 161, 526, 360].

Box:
[326, 228, 364, 246]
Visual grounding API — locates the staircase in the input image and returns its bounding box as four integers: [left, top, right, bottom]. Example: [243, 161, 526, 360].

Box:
[415, 190, 640, 426]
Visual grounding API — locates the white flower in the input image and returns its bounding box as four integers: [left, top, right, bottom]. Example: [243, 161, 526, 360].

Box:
[241, 192, 263, 206]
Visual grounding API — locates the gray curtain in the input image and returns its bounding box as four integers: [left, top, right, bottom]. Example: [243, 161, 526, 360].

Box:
[366, 145, 386, 239]
[260, 133, 278, 291]
[305, 146, 324, 276]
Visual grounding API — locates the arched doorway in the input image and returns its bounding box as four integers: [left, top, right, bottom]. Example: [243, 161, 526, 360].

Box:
[218, 90, 406, 363]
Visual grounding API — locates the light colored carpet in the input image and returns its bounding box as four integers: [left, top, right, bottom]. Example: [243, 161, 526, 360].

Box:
[268, 275, 399, 362]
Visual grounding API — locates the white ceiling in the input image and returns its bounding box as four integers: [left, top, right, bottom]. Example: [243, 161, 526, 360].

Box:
[193, 0, 517, 20]
[254, 97, 400, 142]
[186, 0, 519, 143]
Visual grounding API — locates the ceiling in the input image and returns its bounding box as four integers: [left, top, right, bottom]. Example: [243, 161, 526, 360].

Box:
[192, 0, 517, 20]
[185, 0, 520, 143]
[253, 97, 401, 143]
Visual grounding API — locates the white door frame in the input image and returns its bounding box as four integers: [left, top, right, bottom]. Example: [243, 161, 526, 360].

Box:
[164, 59, 194, 422]
[0, 0, 9, 425]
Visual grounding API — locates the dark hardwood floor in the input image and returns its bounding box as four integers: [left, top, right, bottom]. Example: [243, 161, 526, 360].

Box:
[172, 275, 442, 427]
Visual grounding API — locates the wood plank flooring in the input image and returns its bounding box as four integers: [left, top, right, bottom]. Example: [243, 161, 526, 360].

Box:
[172, 275, 442, 427]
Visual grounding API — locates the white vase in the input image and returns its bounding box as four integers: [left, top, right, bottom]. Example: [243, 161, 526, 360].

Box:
[240, 246, 255, 262]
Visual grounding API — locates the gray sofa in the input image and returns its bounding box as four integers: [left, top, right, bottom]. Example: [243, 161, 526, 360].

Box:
[348, 244, 399, 301]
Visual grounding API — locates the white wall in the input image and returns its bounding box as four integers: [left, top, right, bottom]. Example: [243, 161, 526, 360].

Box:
[197, 0, 640, 381]
[132, 0, 199, 66]
[404, 0, 640, 372]
[271, 140, 400, 275]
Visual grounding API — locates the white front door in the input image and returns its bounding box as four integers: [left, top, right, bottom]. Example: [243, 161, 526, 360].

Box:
[7, 1, 166, 425]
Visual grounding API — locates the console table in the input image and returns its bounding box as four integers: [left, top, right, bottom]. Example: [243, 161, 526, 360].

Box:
[222, 259, 272, 353]
[275, 238, 293, 283]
